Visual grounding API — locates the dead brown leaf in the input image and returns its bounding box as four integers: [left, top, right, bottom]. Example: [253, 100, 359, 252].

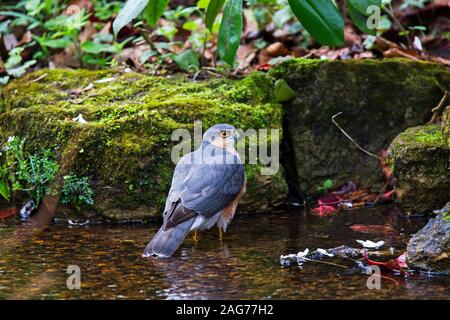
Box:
[79, 21, 97, 43]
[236, 44, 256, 70]
[266, 42, 289, 57]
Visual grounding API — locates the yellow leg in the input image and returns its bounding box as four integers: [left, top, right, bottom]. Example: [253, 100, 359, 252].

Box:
[192, 230, 199, 242]
[218, 227, 223, 241]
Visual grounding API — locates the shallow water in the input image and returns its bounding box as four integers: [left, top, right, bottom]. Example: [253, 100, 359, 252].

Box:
[0, 206, 449, 300]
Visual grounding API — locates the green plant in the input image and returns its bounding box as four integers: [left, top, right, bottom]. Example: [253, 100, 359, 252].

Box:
[317, 179, 333, 193]
[113, 0, 394, 66]
[250, 0, 306, 42]
[274, 79, 295, 102]
[0, 0, 127, 73]
[32, 7, 90, 61]
[61, 174, 95, 212]
[0, 47, 36, 85]
[93, 0, 123, 21]
[0, 162, 10, 201]
[0, 0, 434, 76]
[81, 33, 133, 67]
[4, 136, 59, 206]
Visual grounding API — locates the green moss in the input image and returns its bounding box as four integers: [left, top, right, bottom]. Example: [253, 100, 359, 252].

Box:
[443, 106, 450, 152]
[387, 124, 450, 214]
[0, 68, 286, 220]
[400, 124, 445, 147]
[3, 58, 448, 219]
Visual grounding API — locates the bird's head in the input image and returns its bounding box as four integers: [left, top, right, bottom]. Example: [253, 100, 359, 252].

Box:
[203, 124, 240, 150]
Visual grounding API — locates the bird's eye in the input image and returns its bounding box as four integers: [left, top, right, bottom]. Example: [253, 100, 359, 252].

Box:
[220, 130, 230, 138]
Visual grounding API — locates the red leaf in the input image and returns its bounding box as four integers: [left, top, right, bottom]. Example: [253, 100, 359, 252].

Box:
[350, 224, 386, 234]
[311, 202, 337, 216]
[364, 251, 408, 272]
[0, 207, 19, 220]
[317, 193, 340, 205]
[256, 63, 271, 71]
[396, 252, 408, 269]
[382, 190, 395, 199]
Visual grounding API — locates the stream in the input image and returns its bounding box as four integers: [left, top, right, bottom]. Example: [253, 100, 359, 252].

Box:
[0, 205, 449, 299]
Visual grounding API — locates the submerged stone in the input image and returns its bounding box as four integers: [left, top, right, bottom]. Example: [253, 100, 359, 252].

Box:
[387, 124, 449, 215]
[406, 205, 450, 272]
[270, 58, 450, 194]
[0, 69, 287, 220]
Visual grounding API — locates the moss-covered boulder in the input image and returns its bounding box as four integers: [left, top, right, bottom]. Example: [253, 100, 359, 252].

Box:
[406, 204, 450, 272]
[0, 69, 287, 221]
[443, 105, 450, 152]
[270, 59, 450, 194]
[387, 124, 450, 215]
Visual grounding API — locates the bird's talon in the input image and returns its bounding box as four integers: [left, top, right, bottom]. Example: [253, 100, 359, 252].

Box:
[192, 230, 199, 242]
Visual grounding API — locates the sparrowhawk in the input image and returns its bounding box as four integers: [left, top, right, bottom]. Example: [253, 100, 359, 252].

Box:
[143, 124, 246, 258]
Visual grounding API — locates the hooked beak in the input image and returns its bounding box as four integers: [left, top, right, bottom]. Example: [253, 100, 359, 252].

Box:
[234, 132, 241, 142]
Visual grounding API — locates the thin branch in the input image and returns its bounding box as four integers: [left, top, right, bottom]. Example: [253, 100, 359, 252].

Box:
[302, 257, 348, 269]
[28, 73, 48, 84]
[139, 28, 157, 52]
[332, 112, 382, 161]
[428, 91, 449, 124]
[382, 4, 412, 48]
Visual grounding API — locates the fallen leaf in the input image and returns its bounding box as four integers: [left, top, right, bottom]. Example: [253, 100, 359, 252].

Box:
[0, 207, 19, 220]
[70, 83, 94, 96]
[256, 63, 271, 71]
[72, 114, 89, 124]
[311, 202, 337, 216]
[266, 42, 289, 57]
[274, 79, 295, 102]
[364, 251, 409, 272]
[332, 181, 358, 195]
[296, 248, 309, 261]
[350, 224, 387, 234]
[357, 239, 385, 249]
[316, 248, 334, 257]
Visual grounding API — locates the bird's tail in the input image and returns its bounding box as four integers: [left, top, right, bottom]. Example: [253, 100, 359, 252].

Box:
[142, 217, 195, 258]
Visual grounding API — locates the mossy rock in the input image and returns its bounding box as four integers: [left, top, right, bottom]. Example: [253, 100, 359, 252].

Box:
[0, 69, 287, 221]
[406, 210, 450, 272]
[443, 105, 450, 153]
[269, 58, 450, 194]
[387, 124, 450, 215]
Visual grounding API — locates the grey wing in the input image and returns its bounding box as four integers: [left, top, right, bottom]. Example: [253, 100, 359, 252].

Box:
[181, 162, 245, 216]
[163, 153, 193, 215]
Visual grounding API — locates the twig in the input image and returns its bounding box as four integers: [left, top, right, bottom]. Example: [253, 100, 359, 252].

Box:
[332, 112, 382, 161]
[302, 257, 348, 269]
[29, 73, 48, 83]
[428, 91, 449, 124]
[371, 273, 400, 286]
[382, 4, 412, 48]
[140, 28, 157, 52]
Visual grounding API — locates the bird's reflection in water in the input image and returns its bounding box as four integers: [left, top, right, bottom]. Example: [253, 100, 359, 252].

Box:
[147, 241, 247, 300]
